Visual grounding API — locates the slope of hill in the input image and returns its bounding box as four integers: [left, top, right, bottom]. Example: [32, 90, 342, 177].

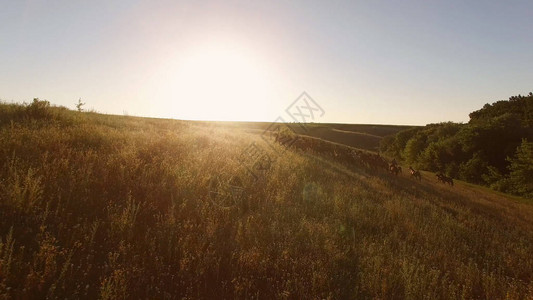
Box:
[0, 101, 532, 299]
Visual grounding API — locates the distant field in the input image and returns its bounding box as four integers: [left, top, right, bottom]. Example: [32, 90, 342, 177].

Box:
[192, 121, 414, 151]
[297, 123, 414, 151]
[0, 103, 532, 299]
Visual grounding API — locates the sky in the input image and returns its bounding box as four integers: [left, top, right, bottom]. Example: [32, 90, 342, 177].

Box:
[1, 0, 532, 125]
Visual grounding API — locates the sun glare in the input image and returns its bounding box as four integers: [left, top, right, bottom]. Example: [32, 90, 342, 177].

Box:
[163, 44, 273, 121]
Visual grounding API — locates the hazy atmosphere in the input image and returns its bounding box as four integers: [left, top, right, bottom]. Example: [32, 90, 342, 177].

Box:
[1, 1, 533, 299]
[2, 0, 532, 124]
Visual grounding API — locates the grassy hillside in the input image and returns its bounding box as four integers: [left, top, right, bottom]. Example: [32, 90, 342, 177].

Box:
[1, 101, 533, 299]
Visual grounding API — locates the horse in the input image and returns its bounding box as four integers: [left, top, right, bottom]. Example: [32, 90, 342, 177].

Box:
[436, 173, 454, 186]
[389, 164, 401, 176]
[408, 166, 421, 181]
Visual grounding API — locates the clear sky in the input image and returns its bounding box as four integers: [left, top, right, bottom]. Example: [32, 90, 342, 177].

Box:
[1, 0, 532, 125]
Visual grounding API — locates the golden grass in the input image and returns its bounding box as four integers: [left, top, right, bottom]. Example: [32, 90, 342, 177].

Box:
[0, 104, 532, 299]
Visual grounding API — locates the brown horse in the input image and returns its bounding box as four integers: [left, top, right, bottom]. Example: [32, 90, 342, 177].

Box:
[436, 173, 454, 186]
[408, 166, 421, 181]
[389, 164, 401, 176]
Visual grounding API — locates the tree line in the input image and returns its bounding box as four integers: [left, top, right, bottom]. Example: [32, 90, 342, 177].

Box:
[380, 92, 533, 198]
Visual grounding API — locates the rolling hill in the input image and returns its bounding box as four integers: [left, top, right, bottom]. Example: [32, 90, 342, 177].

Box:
[190, 121, 413, 152]
[0, 102, 532, 299]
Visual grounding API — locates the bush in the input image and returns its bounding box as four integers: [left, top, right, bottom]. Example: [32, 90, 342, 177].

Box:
[458, 152, 489, 184]
[26, 98, 51, 119]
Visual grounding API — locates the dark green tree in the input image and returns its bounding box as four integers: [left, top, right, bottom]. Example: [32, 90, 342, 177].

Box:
[506, 139, 533, 198]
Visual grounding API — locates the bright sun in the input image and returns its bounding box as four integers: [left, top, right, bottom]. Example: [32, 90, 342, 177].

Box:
[163, 43, 274, 121]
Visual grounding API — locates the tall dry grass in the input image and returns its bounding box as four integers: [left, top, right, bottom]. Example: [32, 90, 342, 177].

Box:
[0, 101, 532, 299]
